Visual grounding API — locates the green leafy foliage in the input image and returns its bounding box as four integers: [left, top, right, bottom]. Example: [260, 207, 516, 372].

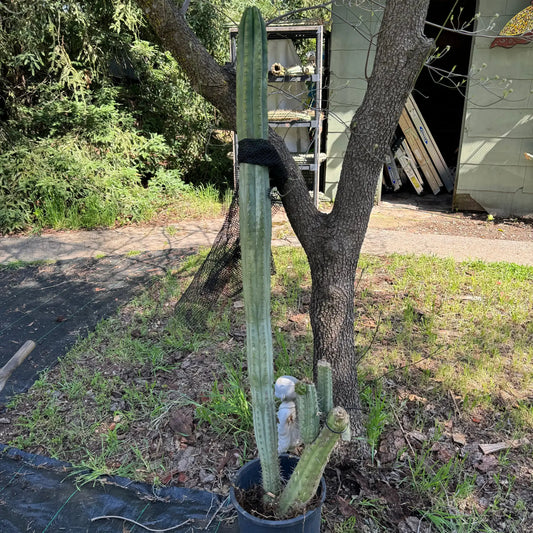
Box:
[0, 0, 232, 233]
[0, 129, 189, 233]
[0, 0, 330, 233]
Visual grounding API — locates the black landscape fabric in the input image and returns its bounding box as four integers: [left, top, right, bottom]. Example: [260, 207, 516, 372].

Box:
[0, 445, 237, 532]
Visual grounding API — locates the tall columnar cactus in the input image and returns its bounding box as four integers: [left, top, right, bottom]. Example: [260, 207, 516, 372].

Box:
[236, 7, 349, 518]
[236, 7, 280, 497]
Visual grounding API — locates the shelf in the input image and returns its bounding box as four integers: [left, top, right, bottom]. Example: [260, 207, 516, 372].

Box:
[230, 23, 326, 207]
[269, 121, 318, 128]
[268, 74, 319, 82]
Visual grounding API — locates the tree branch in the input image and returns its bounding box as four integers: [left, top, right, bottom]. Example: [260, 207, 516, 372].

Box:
[333, 0, 433, 229]
[136, 0, 237, 128]
[136, 0, 320, 244]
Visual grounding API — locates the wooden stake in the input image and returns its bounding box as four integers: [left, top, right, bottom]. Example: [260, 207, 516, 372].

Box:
[0, 340, 36, 392]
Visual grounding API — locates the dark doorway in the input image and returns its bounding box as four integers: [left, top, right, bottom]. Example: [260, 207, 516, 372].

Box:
[414, 0, 476, 172]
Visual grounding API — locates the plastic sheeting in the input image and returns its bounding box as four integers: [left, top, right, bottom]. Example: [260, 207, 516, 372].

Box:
[0, 445, 238, 532]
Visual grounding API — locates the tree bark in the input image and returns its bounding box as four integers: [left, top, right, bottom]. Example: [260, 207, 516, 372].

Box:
[305, 0, 433, 426]
[136, 0, 433, 450]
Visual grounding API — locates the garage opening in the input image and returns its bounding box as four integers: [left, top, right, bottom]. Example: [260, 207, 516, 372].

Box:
[381, 0, 476, 205]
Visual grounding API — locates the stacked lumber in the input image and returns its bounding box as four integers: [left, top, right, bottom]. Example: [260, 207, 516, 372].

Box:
[383, 94, 454, 196]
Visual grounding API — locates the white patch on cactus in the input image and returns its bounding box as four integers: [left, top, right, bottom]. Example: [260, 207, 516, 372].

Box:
[274, 376, 298, 401]
[277, 400, 300, 453]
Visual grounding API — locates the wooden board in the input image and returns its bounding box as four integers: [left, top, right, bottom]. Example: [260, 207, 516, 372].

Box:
[406, 95, 454, 192]
[399, 108, 442, 194]
[396, 143, 424, 195]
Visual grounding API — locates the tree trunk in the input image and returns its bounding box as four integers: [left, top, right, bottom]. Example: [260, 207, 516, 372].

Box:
[308, 246, 366, 437]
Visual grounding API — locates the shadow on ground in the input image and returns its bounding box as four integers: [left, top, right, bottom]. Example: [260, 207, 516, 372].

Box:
[0, 248, 240, 532]
[0, 248, 195, 404]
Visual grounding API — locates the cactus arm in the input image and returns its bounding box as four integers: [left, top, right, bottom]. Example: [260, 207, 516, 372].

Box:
[236, 7, 280, 497]
[316, 360, 333, 416]
[295, 382, 320, 445]
[277, 407, 349, 516]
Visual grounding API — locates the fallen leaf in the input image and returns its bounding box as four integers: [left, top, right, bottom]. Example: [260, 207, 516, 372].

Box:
[452, 432, 467, 446]
[479, 438, 530, 455]
[431, 442, 455, 462]
[336, 496, 357, 517]
[474, 454, 498, 473]
[408, 430, 427, 443]
[288, 313, 309, 324]
[161, 469, 179, 485]
[177, 472, 188, 483]
[168, 408, 193, 436]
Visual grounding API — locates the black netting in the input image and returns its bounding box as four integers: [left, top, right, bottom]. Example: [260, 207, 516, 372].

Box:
[175, 190, 243, 330]
[175, 140, 284, 331]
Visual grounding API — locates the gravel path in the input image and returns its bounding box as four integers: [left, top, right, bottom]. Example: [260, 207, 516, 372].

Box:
[1, 202, 533, 266]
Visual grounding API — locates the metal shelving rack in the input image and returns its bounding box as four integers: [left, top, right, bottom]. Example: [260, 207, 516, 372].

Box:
[230, 24, 326, 207]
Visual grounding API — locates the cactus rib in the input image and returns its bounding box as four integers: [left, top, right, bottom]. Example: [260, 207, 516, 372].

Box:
[317, 360, 333, 416]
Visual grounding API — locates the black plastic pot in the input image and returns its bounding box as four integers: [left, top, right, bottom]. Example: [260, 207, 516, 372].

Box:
[229, 454, 326, 532]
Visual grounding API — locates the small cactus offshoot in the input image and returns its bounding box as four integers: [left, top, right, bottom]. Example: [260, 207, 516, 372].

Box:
[277, 407, 350, 516]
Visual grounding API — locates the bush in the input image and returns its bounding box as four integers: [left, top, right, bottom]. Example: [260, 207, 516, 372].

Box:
[0, 134, 189, 234]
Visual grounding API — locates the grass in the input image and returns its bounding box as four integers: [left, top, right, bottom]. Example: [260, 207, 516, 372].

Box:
[0, 259, 55, 270]
[160, 183, 229, 222]
[1, 249, 532, 531]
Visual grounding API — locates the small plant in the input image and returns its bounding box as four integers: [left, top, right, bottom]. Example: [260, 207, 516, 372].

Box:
[361, 383, 389, 463]
[236, 6, 349, 518]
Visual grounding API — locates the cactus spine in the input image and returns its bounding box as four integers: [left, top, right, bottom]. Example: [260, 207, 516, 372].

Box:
[295, 381, 320, 445]
[277, 407, 350, 516]
[236, 7, 280, 497]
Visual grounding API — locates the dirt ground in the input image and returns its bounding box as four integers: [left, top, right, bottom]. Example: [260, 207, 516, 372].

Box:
[369, 193, 533, 242]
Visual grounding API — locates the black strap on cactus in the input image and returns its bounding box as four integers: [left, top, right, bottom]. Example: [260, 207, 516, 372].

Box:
[238, 138, 288, 189]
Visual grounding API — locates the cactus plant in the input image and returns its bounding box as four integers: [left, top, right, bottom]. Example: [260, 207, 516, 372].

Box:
[236, 5, 280, 498]
[236, 6, 350, 520]
[277, 407, 350, 516]
[295, 381, 320, 445]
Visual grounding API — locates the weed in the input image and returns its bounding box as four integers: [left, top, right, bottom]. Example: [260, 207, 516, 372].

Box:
[195, 363, 253, 445]
[0, 259, 52, 270]
[361, 383, 389, 462]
